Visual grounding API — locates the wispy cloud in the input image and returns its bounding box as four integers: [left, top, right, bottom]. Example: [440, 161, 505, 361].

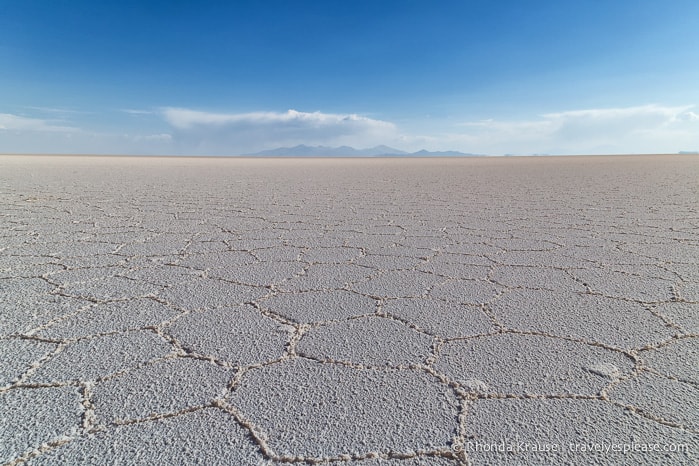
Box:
[156, 104, 699, 155]
[160, 108, 398, 154]
[0, 113, 78, 132]
[23, 106, 91, 115]
[3, 104, 697, 155]
[449, 104, 699, 154]
[121, 109, 155, 115]
[0, 112, 175, 154]
[128, 133, 172, 142]
[541, 104, 690, 120]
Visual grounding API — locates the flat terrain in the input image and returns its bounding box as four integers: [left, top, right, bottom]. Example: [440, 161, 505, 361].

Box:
[1, 154, 698, 465]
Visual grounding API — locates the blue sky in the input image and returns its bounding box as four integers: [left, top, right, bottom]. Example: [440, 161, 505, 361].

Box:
[2, 0, 699, 155]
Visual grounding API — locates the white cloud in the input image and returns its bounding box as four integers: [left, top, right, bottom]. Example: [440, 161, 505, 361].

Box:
[0, 113, 78, 133]
[23, 106, 91, 115]
[675, 111, 699, 122]
[449, 104, 699, 155]
[542, 104, 689, 120]
[127, 133, 172, 142]
[158, 103, 698, 155]
[162, 108, 392, 129]
[160, 108, 398, 154]
[121, 109, 155, 115]
[3, 104, 698, 156]
[0, 112, 175, 154]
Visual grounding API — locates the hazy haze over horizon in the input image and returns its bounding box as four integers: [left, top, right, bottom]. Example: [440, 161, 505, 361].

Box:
[1, 0, 699, 156]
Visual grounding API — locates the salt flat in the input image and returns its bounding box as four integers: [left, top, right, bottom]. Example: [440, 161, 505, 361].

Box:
[1, 154, 697, 465]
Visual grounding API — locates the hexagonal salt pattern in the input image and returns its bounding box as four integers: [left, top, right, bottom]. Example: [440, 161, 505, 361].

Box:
[490, 265, 585, 292]
[297, 316, 434, 367]
[354, 458, 458, 465]
[351, 270, 443, 298]
[2, 155, 698, 465]
[166, 305, 293, 366]
[59, 276, 162, 301]
[639, 337, 699, 385]
[0, 338, 56, 387]
[91, 358, 233, 423]
[607, 371, 699, 430]
[0, 387, 83, 464]
[569, 267, 673, 302]
[281, 263, 376, 291]
[35, 298, 180, 340]
[381, 298, 495, 338]
[429, 279, 502, 305]
[260, 289, 377, 323]
[435, 333, 635, 396]
[159, 278, 265, 310]
[464, 399, 698, 465]
[206, 261, 305, 287]
[29, 408, 268, 466]
[27, 331, 172, 383]
[490, 290, 677, 349]
[229, 359, 459, 459]
[0, 289, 88, 337]
[653, 303, 699, 334]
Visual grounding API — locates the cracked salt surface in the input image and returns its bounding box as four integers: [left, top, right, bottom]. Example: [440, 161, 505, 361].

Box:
[1, 155, 698, 465]
[434, 333, 634, 396]
[0, 387, 83, 464]
[229, 358, 459, 458]
[166, 305, 293, 366]
[297, 316, 435, 367]
[465, 399, 697, 465]
[29, 408, 268, 466]
[381, 298, 495, 339]
[27, 330, 172, 383]
[91, 357, 233, 424]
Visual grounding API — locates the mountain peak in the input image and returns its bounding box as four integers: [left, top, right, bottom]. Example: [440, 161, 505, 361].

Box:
[247, 145, 481, 157]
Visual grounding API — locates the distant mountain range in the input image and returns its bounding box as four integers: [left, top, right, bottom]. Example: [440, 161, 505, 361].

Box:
[246, 145, 482, 157]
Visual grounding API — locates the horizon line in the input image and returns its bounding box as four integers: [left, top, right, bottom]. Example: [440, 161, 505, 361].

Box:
[2, 152, 696, 159]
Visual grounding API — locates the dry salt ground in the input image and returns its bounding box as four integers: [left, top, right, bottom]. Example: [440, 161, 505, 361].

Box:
[1, 154, 698, 465]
